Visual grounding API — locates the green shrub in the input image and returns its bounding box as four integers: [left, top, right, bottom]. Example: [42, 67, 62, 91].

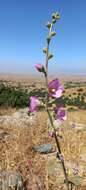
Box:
[0, 83, 28, 108]
[0, 82, 86, 110]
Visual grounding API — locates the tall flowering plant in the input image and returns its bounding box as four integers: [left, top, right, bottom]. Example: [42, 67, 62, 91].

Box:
[29, 12, 71, 190]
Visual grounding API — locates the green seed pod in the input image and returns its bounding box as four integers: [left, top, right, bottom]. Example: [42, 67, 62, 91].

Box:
[43, 48, 48, 54]
[52, 13, 56, 19]
[55, 12, 60, 20]
[52, 12, 60, 22]
[51, 31, 56, 37]
[47, 37, 51, 44]
[52, 18, 56, 24]
[46, 22, 52, 29]
[48, 54, 53, 60]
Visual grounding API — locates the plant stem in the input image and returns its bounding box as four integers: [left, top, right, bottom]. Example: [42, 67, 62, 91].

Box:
[44, 26, 70, 190]
[47, 109, 69, 190]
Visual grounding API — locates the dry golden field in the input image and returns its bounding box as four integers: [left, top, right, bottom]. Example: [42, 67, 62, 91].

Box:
[0, 74, 86, 190]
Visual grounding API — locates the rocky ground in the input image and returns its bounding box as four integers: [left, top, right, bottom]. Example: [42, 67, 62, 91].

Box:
[0, 108, 86, 189]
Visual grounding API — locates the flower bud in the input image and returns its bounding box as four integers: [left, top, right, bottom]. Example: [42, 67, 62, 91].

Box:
[46, 22, 52, 29]
[52, 12, 60, 20]
[51, 31, 56, 37]
[52, 13, 56, 19]
[48, 54, 53, 60]
[48, 131, 54, 137]
[52, 19, 56, 24]
[55, 12, 60, 20]
[47, 37, 51, 44]
[35, 63, 46, 75]
[43, 47, 48, 54]
[55, 106, 67, 121]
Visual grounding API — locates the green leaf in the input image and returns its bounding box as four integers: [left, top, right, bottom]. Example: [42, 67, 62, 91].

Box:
[42, 66, 46, 76]
[39, 66, 46, 75]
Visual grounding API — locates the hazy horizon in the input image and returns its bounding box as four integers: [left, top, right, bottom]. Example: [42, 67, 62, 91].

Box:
[0, 61, 86, 75]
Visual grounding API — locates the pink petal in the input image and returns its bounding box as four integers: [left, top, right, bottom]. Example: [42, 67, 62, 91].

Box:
[29, 96, 40, 112]
[53, 89, 63, 98]
[35, 63, 42, 70]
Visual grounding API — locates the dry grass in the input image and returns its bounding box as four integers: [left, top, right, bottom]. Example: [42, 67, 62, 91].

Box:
[0, 75, 86, 189]
[0, 108, 86, 189]
[0, 107, 17, 116]
[0, 110, 48, 189]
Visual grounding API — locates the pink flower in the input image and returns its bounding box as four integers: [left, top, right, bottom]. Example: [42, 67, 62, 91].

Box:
[29, 96, 40, 112]
[72, 167, 79, 175]
[48, 131, 54, 137]
[71, 122, 76, 128]
[27, 159, 32, 167]
[55, 106, 67, 121]
[35, 63, 46, 74]
[35, 63, 42, 71]
[48, 79, 64, 98]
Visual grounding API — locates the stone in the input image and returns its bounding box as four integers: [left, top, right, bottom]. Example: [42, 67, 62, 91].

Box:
[0, 171, 24, 190]
[0, 130, 10, 141]
[70, 122, 86, 131]
[68, 176, 84, 186]
[0, 108, 37, 128]
[80, 153, 86, 162]
[33, 143, 53, 154]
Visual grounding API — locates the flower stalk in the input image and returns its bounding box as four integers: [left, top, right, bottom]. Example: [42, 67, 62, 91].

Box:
[44, 14, 70, 190]
[29, 12, 72, 190]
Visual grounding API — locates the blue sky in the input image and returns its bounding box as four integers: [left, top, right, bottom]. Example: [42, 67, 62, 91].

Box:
[0, 0, 86, 74]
